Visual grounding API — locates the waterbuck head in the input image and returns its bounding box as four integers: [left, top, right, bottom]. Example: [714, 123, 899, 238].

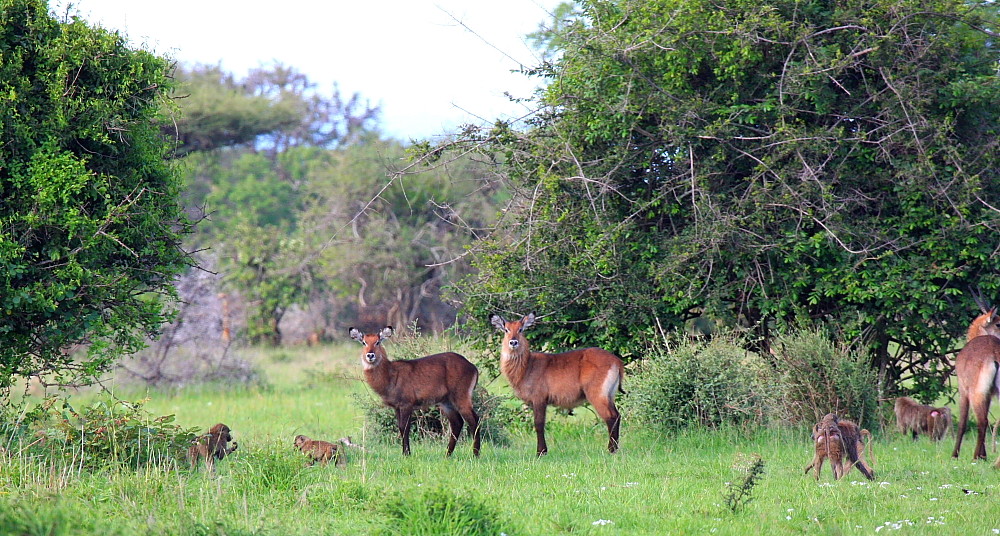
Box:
[349, 326, 393, 367]
[491, 313, 535, 356]
[969, 288, 1000, 341]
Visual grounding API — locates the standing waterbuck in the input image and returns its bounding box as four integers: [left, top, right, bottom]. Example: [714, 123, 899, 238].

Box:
[349, 327, 481, 457]
[951, 295, 1000, 461]
[491, 313, 624, 455]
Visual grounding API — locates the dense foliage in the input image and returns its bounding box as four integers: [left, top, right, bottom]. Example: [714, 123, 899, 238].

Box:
[168, 63, 380, 156]
[182, 137, 503, 345]
[623, 333, 779, 432]
[4, 396, 197, 470]
[456, 0, 1000, 396]
[0, 0, 191, 393]
[773, 329, 880, 428]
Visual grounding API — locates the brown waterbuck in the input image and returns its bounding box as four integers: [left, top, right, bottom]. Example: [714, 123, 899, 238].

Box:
[349, 327, 481, 457]
[490, 313, 624, 455]
[951, 295, 1000, 461]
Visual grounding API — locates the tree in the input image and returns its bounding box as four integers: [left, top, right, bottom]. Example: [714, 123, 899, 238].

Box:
[168, 63, 380, 156]
[299, 139, 504, 334]
[454, 0, 1000, 398]
[0, 0, 192, 394]
[166, 64, 301, 155]
[170, 64, 382, 346]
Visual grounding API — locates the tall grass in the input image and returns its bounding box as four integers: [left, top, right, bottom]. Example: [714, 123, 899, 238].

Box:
[3, 343, 1000, 535]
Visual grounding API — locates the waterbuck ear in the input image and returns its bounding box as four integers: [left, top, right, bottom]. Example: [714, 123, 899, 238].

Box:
[380, 326, 394, 340]
[349, 327, 364, 343]
[522, 312, 536, 329]
[490, 315, 507, 331]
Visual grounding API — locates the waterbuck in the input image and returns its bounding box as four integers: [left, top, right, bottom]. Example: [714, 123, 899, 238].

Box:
[490, 313, 623, 455]
[951, 297, 1000, 461]
[349, 326, 481, 457]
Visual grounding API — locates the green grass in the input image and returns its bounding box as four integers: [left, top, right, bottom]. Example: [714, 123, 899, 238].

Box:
[4, 343, 1000, 535]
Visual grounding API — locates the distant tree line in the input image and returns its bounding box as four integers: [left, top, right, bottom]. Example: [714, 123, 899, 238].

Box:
[169, 64, 503, 347]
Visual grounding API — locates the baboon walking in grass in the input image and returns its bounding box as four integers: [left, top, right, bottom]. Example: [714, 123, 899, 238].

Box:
[894, 396, 952, 441]
[805, 414, 874, 481]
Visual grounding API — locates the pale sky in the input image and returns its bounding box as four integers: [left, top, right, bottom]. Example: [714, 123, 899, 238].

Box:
[66, 0, 563, 141]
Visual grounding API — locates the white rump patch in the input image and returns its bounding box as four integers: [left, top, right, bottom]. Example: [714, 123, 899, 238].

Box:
[602, 366, 621, 398]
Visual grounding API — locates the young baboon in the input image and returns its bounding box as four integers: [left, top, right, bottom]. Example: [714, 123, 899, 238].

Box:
[805, 414, 875, 481]
[294, 435, 346, 467]
[894, 396, 952, 441]
[805, 413, 846, 480]
[833, 416, 875, 480]
[187, 423, 238, 471]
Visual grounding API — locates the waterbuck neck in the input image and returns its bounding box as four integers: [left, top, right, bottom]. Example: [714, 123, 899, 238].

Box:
[363, 356, 395, 395]
[967, 311, 1000, 342]
[500, 334, 531, 387]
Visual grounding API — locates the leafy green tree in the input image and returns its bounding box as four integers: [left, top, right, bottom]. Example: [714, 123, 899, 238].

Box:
[168, 63, 380, 156]
[300, 139, 504, 333]
[455, 0, 1000, 397]
[191, 147, 315, 345]
[171, 64, 381, 345]
[167, 64, 301, 155]
[0, 0, 191, 393]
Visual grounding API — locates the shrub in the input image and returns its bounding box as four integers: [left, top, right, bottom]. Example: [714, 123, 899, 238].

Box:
[623, 332, 779, 433]
[6, 396, 198, 470]
[770, 329, 880, 430]
[376, 487, 514, 536]
[354, 387, 512, 448]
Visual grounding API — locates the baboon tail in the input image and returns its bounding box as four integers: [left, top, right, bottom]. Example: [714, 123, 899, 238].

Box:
[856, 462, 875, 480]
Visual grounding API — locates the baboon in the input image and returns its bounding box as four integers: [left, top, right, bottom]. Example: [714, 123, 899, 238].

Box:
[805, 413, 846, 480]
[805, 414, 875, 481]
[187, 423, 238, 471]
[294, 435, 346, 467]
[838, 418, 875, 480]
[894, 396, 952, 441]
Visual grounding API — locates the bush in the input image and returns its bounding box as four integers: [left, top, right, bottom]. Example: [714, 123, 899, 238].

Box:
[4, 396, 198, 470]
[770, 329, 880, 430]
[376, 487, 514, 536]
[354, 387, 512, 449]
[623, 332, 779, 433]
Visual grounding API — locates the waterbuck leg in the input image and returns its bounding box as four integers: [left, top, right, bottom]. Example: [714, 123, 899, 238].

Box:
[532, 402, 548, 456]
[953, 394, 970, 458]
[440, 404, 463, 457]
[973, 399, 990, 460]
[456, 402, 481, 457]
[396, 407, 414, 456]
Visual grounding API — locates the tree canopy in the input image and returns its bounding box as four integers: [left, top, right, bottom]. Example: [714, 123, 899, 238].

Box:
[455, 0, 1000, 398]
[0, 0, 192, 392]
[168, 64, 380, 156]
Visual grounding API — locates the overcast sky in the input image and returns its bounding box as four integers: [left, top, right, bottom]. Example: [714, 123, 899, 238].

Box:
[67, 0, 563, 141]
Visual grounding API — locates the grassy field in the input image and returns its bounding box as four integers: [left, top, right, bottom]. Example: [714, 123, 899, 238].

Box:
[3, 343, 1000, 535]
